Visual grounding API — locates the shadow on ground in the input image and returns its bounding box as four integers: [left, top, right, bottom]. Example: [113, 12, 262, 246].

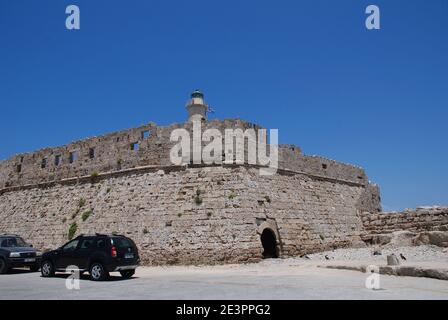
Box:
[2, 268, 39, 275]
[1, 268, 137, 282]
[45, 273, 138, 282]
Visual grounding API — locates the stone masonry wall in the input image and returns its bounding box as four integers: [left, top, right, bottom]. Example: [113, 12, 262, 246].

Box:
[361, 207, 448, 235]
[0, 165, 372, 265]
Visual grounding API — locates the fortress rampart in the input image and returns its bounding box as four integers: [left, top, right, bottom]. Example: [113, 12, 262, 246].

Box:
[0, 119, 373, 192]
[0, 164, 375, 264]
[0, 91, 384, 265]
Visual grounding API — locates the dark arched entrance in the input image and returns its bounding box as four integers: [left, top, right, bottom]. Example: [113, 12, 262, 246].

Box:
[260, 228, 279, 258]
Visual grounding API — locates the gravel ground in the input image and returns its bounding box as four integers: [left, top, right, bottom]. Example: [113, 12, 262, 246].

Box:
[304, 245, 448, 263]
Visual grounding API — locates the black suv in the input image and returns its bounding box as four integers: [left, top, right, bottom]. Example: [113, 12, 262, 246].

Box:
[41, 234, 140, 281]
[0, 235, 42, 274]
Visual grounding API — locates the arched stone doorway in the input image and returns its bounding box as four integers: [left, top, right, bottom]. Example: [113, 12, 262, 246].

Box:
[260, 228, 279, 259]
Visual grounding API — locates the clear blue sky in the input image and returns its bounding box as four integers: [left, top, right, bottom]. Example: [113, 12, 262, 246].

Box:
[0, 0, 447, 211]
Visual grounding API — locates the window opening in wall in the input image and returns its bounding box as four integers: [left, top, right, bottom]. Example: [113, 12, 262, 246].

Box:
[89, 148, 95, 159]
[141, 130, 150, 139]
[69, 151, 78, 164]
[41, 158, 47, 169]
[322, 164, 327, 169]
[131, 142, 139, 151]
[55, 155, 61, 166]
[20, 156, 24, 163]
[16, 164, 22, 173]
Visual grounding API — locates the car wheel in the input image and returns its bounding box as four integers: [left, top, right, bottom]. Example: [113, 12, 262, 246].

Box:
[0, 258, 9, 274]
[41, 260, 55, 277]
[30, 264, 40, 272]
[89, 263, 109, 281]
[119, 270, 135, 279]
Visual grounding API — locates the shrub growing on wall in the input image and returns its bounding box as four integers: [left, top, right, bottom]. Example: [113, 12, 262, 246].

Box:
[81, 210, 92, 222]
[78, 198, 86, 208]
[194, 189, 203, 205]
[68, 223, 78, 240]
[90, 172, 99, 183]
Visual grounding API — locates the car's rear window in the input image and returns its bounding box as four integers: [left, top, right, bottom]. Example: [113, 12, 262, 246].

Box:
[111, 237, 133, 248]
[96, 238, 107, 249]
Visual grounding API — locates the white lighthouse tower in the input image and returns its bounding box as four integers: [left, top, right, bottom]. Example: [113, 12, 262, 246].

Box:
[186, 90, 208, 122]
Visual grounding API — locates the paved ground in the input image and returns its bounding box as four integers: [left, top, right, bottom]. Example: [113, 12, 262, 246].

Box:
[1, 259, 448, 300]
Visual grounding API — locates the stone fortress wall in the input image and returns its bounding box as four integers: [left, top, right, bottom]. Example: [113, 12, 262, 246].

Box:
[0, 91, 387, 265]
[0, 165, 375, 265]
[362, 207, 448, 234]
